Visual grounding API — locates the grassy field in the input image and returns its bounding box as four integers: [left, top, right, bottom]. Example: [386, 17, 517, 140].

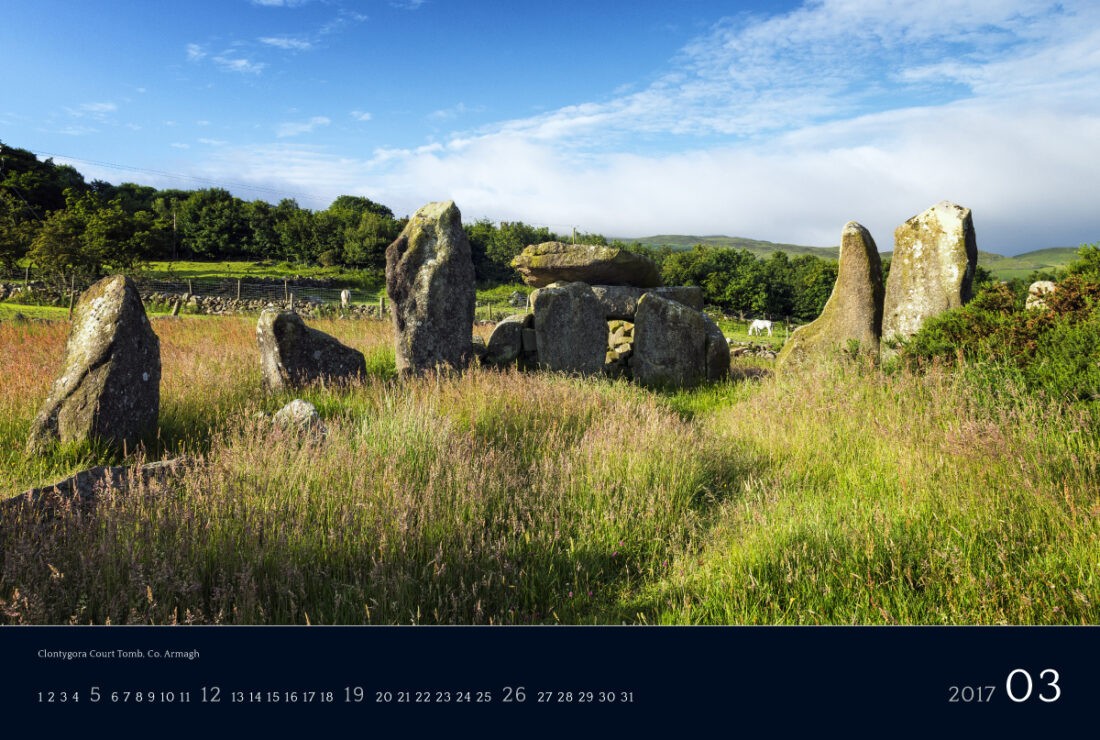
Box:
[2, 313, 1096, 625]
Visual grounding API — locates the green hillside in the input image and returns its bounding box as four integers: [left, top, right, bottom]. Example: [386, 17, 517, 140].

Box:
[624, 234, 1081, 281]
[977, 247, 1079, 280]
[621, 234, 839, 259]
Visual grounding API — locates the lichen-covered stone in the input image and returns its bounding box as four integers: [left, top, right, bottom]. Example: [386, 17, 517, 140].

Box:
[1026, 280, 1056, 311]
[532, 282, 606, 374]
[701, 312, 731, 382]
[632, 293, 708, 389]
[882, 201, 976, 350]
[273, 398, 326, 435]
[27, 275, 160, 454]
[777, 221, 884, 367]
[589, 285, 703, 319]
[512, 242, 662, 288]
[257, 309, 365, 391]
[485, 313, 532, 365]
[385, 200, 476, 374]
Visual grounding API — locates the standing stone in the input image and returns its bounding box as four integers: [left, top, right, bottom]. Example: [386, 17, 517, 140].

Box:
[882, 201, 977, 348]
[777, 221, 884, 367]
[340, 289, 351, 308]
[701, 312, 731, 382]
[512, 242, 662, 288]
[485, 313, 532, 365]
[385, 200, 476, 374]
[532, 282, 606, 374]
[27, 275, 160, 453]
[632, 293, 708, 389]
[257, 309, 365, 391]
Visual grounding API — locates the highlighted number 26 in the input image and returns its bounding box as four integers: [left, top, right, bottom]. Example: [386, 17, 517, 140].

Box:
[1006, 669, 1061, 703]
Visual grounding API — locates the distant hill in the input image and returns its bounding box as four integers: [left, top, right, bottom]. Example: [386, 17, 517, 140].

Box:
[976, 247, 1080, 280]
[618, 234, 839, 259]
[620, 235, 1081, 281]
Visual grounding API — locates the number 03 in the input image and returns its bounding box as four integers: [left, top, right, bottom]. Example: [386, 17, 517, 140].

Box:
[1005, 668, 1061, 703]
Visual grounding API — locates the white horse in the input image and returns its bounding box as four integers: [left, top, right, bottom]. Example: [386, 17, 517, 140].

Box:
[747, 319, 773, 336]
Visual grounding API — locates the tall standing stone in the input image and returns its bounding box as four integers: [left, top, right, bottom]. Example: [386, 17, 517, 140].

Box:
[777, 221, 884, 367]
[882, 201, 977, 349]
[385, 200, 476, 374]
[532, 282, 607, 374]
[257, 309, 366, 391]
[632, 293, 708, 389]
[27, 275, 160, 453]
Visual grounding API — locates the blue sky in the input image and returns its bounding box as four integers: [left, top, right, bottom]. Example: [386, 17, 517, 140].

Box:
[2, 0, 1098, 254]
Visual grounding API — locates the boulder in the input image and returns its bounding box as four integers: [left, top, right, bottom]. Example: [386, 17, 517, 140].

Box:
[1026, 280, 1056, 310]
[532, 282, 607, 374]
[632, 293, 708, 389]
[385, 200, 476, 374]
[512, 242, 662, 288]
[256, 309, 365, 391]
[508, 290, 528, 308]
[882, 201, 977, 348]
[777, 221, 884, 367]
[273, 399, 326, 435]
[590, 285, 704, 319]
[485, 313, 531, 365]
[27, 275, 160, 454]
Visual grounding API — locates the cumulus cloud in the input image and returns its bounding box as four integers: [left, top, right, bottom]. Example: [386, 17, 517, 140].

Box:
[277, 116, 332, 137]
[193, 0, 1100, 252]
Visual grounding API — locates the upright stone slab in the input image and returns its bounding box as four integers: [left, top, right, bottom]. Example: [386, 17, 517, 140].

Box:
[532, 282, 606, 374]
[632, 293, 708, 389]
[257, 309, 366, 391]
[777, 221, 884, 367]
[27, 275, 160, 453]
[385, 200, 476, 374]
[701, 312, 731, 382]
[485, 313, 531, 365]
[882, 201, 976, 349]
[590, 285, 704, 319]
[512, 242, 662, 288]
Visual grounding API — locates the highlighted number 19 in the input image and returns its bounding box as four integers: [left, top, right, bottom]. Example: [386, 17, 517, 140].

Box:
[1006, 669, 1061, 703]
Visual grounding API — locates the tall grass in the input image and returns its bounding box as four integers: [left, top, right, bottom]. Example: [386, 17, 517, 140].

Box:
[2, 316, 1097, 624]
[637, 359, 1100, 624]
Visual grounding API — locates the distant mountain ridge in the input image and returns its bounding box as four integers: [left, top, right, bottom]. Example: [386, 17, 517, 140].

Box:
[619, 235, 1080, 280]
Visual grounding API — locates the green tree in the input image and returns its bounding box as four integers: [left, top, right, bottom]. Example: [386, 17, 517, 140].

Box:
[177, 188, 250, 258]
[1067, 243, 1100, 281]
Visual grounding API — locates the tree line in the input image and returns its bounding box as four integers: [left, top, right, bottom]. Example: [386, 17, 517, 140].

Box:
[2, 141, 843, 320]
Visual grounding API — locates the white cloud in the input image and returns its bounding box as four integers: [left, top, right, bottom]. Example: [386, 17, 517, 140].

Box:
[74, 102, 117, 116]
[277, 116, 332, 137]
[251, 0, 311, 6]
[351, 110, 373, 122]
[186, 43, 206, 62]
[429, 102, 483, 121]
[198, 138, 228, 147]
[188, 1, 1100, 253]
[170, 142, 190, 149]
[259, 36, 313, 51]
[213, 55, 266, 75]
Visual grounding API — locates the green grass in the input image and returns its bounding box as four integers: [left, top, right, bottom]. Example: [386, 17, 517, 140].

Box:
[0, 303, 70, 321]
[2, 316, 1097, 625]
[137, 260, 383, 293]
